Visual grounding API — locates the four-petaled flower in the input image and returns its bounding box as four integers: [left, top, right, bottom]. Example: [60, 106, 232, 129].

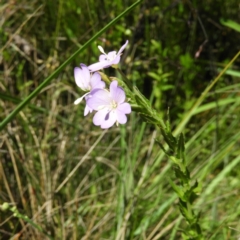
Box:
[74, 63, 105, 116]
[88, 40, 128, 72]
[87, 81, 131, 129]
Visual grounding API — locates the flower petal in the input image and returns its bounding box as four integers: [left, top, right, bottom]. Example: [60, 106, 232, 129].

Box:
[99, 54, 107, 62]
[80, 64, 90, 82]
[117, 102, 131, 114]
[107, 51, 117, 60]
[93, 110, 105, 126]
[111, 55, 120, 65]
[88, 61, 111, 72]
[92, 109, 110, 126]
[117, 40, 128, 55]
[87, 89, 111, 110]
[90, 72, 105, 89]
[110, 81, 125, 104]
[84, 104, 92, 116]
[97, 110, 117, 129]
[74, 67, 89, 90]
[115, 109, 127, 124]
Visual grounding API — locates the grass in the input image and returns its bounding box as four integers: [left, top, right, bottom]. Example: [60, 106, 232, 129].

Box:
[1, 0, 240, 239]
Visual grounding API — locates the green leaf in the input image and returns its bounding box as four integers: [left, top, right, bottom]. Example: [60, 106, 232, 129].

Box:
[161, 127, 177, 153]
[134, 86, 151, 112]
[138, 112, 158, 124]
[177, 133, 185, 164]
[178, 199, 191, 219]
[180, 53, 193, 69]
[169, 178, 184, 199]
[174, 165, 190, 185]
[155, 138, 169, 156]
[220, 19, 240, 32]
[224, 69, 240, 77]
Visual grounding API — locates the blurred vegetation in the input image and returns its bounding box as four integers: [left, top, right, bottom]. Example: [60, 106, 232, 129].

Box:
[0, 0, 240, 239]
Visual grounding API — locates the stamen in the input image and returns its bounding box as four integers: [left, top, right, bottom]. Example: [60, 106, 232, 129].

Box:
[74, 92, 90, 105]
[98, 46, 106, 55]
[111, 100, 117, 109]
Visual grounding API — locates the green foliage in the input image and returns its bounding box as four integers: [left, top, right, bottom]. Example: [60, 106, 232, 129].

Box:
[1, 0, 240, 239]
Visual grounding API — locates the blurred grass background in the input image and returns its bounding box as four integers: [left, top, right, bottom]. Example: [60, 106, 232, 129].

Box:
[0, 0, 240, 239]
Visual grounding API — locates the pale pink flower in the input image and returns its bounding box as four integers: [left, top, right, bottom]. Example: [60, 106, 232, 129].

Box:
[87, 80, 131, 129]
[88, 40, 128, 72]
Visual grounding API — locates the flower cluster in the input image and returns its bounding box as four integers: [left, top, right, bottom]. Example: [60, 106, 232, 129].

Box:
[74, 40, 131, 129]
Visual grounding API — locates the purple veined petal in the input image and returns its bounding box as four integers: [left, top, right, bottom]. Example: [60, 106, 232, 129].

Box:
[87, 89, 111, 110]
[74, 67, 90, 90]
[117, 40, 128, 55]
[88, 61, 111, 72]
[115, 109, 127, 124]
[117, 102, 131, 114]
[110, 81, 126, 104]
[90, 72, 105, 89]
[99, 110, 117, 129]
[80, 63, 90, 82]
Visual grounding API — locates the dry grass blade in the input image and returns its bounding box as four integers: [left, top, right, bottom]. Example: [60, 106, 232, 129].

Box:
[0, 5, 43, 53]
[55, 130, 107, 193]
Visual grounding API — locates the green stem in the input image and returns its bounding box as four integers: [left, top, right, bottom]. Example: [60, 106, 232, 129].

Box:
[0, 0, 143, 131]
[116, 68, 133, 90]
[9, 206, 54, 240]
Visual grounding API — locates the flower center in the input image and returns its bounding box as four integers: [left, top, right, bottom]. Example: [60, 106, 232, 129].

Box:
[106, 52, 117, 61]
[111, 100, 118, 109]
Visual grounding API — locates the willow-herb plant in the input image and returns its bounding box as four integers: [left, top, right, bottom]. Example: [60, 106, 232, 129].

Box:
[74, 40, 204, 239]
[1, 0, 238, 237]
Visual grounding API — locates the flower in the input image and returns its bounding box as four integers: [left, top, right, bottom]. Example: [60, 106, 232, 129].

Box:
[88, 40, 128, 72]
[87, 80, 131, 129]
[74, 63, 105, 116]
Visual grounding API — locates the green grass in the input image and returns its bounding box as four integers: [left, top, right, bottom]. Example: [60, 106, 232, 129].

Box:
[1, 0, 240, 239]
